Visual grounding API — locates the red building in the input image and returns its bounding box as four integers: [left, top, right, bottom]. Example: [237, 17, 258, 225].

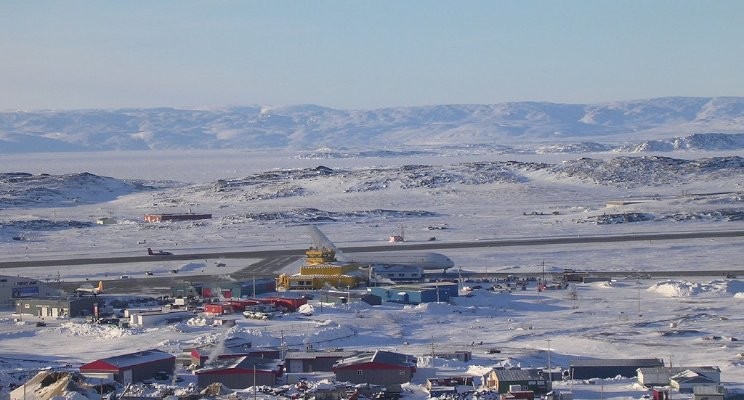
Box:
[332, 350, 417, 385]
[204, 303, 234, 315]
[79, 349, 175, 384]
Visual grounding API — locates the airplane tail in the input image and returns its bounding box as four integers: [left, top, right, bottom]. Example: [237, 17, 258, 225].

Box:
[307, 225, 341, 254]
[96, 281, 104, 293]
[147, 248, 153, 255]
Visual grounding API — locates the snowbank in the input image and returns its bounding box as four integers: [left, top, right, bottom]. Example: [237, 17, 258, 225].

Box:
[647, 279, 744, 298]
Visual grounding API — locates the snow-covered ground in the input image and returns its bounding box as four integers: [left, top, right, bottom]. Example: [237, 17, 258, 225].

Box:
[1, 147, 744, 399]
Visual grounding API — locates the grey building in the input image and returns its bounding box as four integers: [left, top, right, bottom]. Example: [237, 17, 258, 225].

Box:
[637, 366, 721, 387]
[484, 368, 552, 394]
[195, 356, 283, 389]
[285, 350, 357, 373]
[368, 283, 458, 304]
[0, 275, 65, 308]
[15, 296, 100, 318]
[332, 350, 417, 386]
[569, 358, 664, 379]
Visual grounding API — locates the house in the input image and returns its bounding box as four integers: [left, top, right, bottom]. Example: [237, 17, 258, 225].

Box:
[332, 350, 417, 385]
[692, 385, 726, 400]
[670, 370, 720, 393]
[194, 356, 283, 389]
[284, 350, 357, 373]
[483, 368, 551, 394]
[637, 366, 721, 387]
[79, 349, 175, 384]
[569, 358, 664, 379]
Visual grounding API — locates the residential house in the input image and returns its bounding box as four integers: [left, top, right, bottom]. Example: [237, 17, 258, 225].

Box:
[692, 385, 726, 400]
[332, 350, 417, 386]
[194, 356, 283, 389]
[483, 368, 551, 394]
[637, 366, 721, 387]
[670, 370, 720, 393]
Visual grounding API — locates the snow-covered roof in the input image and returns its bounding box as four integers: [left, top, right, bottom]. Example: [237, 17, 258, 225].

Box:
[490, 368, 546, 382]
[284, 350, 357, 360]
[195, 356, 283, 374]
[81, 349, 174, 370]
[333, 350, 416, 369]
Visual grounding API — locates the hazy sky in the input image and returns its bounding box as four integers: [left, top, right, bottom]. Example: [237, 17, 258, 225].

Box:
[1, 1, 742, 111]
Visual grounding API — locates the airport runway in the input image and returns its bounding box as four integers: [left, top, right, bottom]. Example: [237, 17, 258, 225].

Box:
[2, 229, 744, 271]
[32, 229, 742, 294]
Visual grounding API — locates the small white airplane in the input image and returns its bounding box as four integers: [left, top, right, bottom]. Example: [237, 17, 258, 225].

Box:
[307, 225, 454, 272]
[76, 280, 104, 296]
[147, 247, 173, 256]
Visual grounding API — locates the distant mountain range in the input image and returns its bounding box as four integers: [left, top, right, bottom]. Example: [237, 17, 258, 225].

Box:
[1, 97, 743, 153]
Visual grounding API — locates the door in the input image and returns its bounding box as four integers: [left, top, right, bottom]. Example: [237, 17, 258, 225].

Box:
[122, 369, 133, 384]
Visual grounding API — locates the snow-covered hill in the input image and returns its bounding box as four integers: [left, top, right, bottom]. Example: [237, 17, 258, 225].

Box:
[1, 97, 743, 153]
[4, 153, 744, 247]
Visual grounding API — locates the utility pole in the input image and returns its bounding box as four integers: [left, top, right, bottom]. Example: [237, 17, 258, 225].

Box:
[541, 260, 545, 285]
[637, 276, 642, 317]
[546, 339, 552, 388]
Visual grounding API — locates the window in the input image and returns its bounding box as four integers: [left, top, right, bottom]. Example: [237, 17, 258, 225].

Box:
[356, 370, 363, 375]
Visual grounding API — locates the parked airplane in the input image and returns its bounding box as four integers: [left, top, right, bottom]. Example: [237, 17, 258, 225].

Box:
[147, 248, 173, 256]
[307, 225, 454, 272]
[75, 280, 104, 296]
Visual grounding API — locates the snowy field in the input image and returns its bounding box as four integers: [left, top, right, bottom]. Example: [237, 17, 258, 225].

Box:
[1, 148, 744, 399]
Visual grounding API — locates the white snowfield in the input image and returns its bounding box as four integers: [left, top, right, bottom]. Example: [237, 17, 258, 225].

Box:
[1, 146, 744, 399]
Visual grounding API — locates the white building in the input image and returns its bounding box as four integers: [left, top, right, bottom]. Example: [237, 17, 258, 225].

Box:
[369, 265, 423, 283]
[129, 310, 193, 327]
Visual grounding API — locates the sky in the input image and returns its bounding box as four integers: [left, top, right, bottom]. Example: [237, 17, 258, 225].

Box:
[1, 1, 743, 111]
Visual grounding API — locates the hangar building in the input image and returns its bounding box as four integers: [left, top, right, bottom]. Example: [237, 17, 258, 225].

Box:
[0, 275, 65, 308]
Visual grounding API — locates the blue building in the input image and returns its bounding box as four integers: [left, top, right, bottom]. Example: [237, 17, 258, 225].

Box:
[368, 283, 458, 304]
